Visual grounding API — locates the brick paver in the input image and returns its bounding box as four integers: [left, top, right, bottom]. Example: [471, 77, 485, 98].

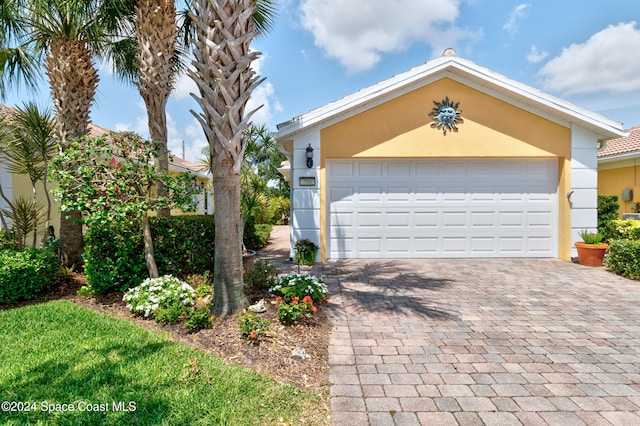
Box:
[262, 227, 640, 425]
[318, 255, 640, 425]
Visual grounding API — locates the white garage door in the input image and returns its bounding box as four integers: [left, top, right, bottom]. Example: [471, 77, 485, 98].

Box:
[327, 158, 558, 258]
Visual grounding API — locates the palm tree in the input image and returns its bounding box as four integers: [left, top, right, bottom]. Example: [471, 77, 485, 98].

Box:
[0, 103, 57, 247]
[188, 0, 275, 315]
[110, 0, 275, 219]
[0, 0, 127, 266]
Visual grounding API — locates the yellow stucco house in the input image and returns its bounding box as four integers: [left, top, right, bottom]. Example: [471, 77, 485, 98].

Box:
[598, 126, 640, 218]
[277, 52, 626, 262]
[0, 104, 212, 244]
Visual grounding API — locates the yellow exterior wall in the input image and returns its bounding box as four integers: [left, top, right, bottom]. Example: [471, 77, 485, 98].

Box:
[598, 161, 640, 216]
[318, 78, 573, 260]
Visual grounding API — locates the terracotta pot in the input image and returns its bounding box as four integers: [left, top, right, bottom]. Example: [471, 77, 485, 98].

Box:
[575, 241, 608, 267]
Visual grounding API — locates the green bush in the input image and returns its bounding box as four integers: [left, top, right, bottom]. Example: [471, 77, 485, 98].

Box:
[244, 222, 272, 250]
[598, 195, 620, 242]
[184, 307, 212, 333]
[84, 216, 215, 294]
[606, 219, 640, 240]
[605, 239, 640, 280]
[244, 259, 280, 296]
[268, 196, 290, 225]
[84, 221, 146, 294]
[0, 229, 17, 250]
[151, 215, 215, 275]
[0, 248, 59, 305]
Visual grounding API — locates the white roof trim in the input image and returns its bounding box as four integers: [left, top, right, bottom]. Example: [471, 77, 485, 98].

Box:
[276, 55, 625, 141]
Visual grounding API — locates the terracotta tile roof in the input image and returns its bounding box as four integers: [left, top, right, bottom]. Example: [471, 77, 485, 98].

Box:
[0, 103, 208, 174]
[170, 156, 208, 174]
[598, 126, 640, 158]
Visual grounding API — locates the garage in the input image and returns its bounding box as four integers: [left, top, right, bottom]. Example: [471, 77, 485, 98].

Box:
[277, 53, 626, 261]
[327, 158, 558, 259]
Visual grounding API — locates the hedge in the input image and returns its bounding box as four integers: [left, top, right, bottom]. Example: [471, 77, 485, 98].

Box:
[0, 248, 59, 305]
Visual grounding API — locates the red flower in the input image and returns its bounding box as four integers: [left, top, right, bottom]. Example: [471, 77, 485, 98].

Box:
[302, 296, 313, 304]
[311, 306, 317, 313]
[250, 331, 257, 339]
[275, 296, 282, 302]
[292, 297, 299, 305]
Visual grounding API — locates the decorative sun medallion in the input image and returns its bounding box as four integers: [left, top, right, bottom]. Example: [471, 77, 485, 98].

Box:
[428, 96, 464, 135]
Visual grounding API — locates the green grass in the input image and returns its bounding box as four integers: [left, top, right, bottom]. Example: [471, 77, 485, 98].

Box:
[0, 301, 326, 425]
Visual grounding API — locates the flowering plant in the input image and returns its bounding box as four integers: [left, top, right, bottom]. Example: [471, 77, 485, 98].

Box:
[123, 275, 195, 318]
[238, 312, 272, 341]
[295, 238, 318, 265]
[276, 295, 317, 325]
[269, 273, 327, 302]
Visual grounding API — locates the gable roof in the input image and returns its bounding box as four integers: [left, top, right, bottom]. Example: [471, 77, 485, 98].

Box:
[598, 126, 640, 160]
[277, 53, 626, 142]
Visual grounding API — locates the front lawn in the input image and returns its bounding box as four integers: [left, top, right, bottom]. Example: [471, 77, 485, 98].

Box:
[0, 300, 327, 425]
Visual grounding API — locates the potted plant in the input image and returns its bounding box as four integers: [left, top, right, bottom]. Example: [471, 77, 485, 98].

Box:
[575, 229, 608, 267]
[295, 238, 319, 266]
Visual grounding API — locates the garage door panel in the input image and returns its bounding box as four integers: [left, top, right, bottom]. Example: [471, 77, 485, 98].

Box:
[327, 159, 557, 258]
[358, 162, 382, 176]
[330, 187, 355, 202]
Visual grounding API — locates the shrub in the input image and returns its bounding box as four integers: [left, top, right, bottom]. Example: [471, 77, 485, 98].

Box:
[122, 275, 195, 319]
[605, 239, 640, 280]
[184, 307, 212, 333]
[244, 222, 272, 250]
[84, 221, 146, 294]
[84, 216, 215, 294]
[0, 229, 17, 250]
[598, 195, 619, 241]
[151, 215, 215, 275]
[238, 312, 272, 341]
[268, 196, 290, 225]
[276, 296, 317, 325]
[269, 273, 327, 302]
[0, 248, 59, 305]
[606, 219, 640, 241]
[244, 260, 280, 295]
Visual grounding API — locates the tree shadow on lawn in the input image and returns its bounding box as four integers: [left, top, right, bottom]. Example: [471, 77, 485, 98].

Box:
[3, 340, 172, 425]
[321, 260, 457, 321]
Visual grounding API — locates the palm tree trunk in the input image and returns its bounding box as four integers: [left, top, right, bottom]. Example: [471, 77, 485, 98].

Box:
[46, 38, 98, 268]
[135, 0, 176, 218]
[189, 0, 264, 316]
[212, 172, 246, 315]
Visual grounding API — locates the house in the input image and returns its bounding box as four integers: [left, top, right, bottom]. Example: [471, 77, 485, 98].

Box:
[598, 126, 640, 218]
[0, 104, 212, 243]
[276, 51, 626, 262]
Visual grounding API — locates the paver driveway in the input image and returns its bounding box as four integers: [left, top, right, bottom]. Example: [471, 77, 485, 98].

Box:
[319, 258, 640, 426]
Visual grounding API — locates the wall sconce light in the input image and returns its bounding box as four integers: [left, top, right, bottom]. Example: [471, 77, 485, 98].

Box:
[305, 144, 314, 168]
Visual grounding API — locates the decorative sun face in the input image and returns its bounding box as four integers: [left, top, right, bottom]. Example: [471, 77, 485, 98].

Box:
[429, 97, 463, 135]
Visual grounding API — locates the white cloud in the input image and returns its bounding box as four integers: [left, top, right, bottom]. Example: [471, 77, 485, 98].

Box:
[526, 45, 548, 63]
[538, 22, 640, 95]
[299, 0, 476, 73]
[503, 4, 530, 37]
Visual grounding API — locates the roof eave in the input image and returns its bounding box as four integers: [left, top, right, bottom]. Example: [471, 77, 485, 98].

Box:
[275, 56, 626, 141]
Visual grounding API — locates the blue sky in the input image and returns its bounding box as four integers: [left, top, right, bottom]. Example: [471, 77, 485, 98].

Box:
[4, 0, 640, 162]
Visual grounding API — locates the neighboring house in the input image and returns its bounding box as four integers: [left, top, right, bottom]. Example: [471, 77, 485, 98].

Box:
[0, 104, 212, 243]
[276, 52, 626, 262]
[598, 126, 640, 218]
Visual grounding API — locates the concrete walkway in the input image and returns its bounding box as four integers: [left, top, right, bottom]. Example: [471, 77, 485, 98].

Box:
[263, 227, 640, 425]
